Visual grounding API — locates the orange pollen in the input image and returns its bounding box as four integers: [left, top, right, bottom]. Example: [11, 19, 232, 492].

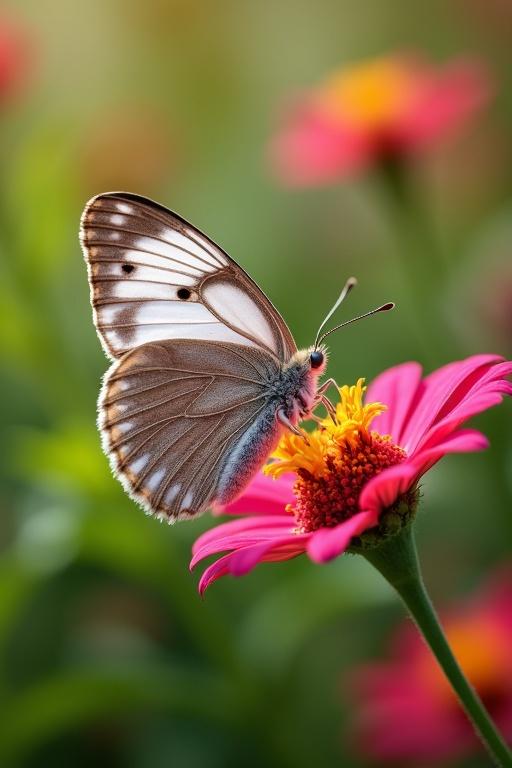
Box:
[290, 432, 406, 533]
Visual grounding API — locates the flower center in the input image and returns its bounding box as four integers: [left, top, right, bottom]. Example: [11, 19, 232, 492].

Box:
[316, 57, 416, 130]
[265, 379, 407, 533]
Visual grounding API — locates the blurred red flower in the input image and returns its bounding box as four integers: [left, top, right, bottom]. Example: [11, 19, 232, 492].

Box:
[349, 568, 512, 765]
[0, 12, 32, 107]
[268, 54, 492, 186]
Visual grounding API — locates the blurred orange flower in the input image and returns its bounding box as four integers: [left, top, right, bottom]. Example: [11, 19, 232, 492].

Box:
[349, 568, 512, 764]
[0, 12, 33, 107]
[269, 54, 492, 186]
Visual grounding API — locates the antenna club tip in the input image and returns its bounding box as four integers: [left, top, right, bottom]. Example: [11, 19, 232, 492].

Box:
[347, 276, 358, 287]
[380, 302, 395, 312]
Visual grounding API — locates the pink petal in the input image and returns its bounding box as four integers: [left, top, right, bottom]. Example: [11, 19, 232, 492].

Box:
[366, 362, 423, 444]
[197, 536, 308, 594]
[432, 359, 512, 424]
[407, 429, 489, 479]
[427, 428, 489, 454]
[399, 58, 492, 150]
[359, 461, 420, 516]
[360, 428, 488, 517]
[216, 472, 295, 517]
[191, 514, 293, 562]
[229, 535, 309, 576]
[268, 98, 371, 187]
[419, 395, 502, 451]
[401, 354, 505, 453]
[417, 362, 512, 451]
[306, 510, 374, 563]
[198, 553, 236, 596]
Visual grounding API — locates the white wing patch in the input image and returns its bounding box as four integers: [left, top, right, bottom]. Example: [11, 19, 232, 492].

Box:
[81, 192, 297, 361]
[202, 281, 279, 354]
[104, 321, 261, 353]
[105, 301, 213, 325]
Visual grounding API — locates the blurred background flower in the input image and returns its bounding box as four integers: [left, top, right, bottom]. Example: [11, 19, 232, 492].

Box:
[268, 54, 491, 187]
[348, 567, 512, 765]
[0, 10, 33, 108]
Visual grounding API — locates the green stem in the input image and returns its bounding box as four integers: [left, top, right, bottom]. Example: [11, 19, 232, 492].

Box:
[377, 158, 453, 365]
[360, 526, 512, 768]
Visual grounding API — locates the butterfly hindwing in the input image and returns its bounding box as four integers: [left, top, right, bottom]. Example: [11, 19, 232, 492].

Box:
[100, 338, 282, 520]
[81, 192, 297, 361]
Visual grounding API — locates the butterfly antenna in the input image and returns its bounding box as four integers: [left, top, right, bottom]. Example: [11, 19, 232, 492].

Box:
[314, 277, 357, 350]
[317, 302, 395, 346]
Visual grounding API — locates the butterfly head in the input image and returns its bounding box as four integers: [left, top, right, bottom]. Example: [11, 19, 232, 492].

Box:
[309, 349, 325, 370]
[288, 345, 328, 376]
[281, 345, 328, 422]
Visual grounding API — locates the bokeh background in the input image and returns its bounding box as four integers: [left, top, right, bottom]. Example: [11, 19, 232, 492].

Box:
[1, 1, 511, 766]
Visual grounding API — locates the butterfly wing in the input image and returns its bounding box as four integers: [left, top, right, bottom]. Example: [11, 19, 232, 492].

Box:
[80, 192, 297, 361]
[101, 338, 282, 520]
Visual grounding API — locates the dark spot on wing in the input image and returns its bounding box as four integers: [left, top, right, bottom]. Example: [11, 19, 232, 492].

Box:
[177, 288, 191, 300]
[109, 305, 137, 346]
[122, 263, 135, 274]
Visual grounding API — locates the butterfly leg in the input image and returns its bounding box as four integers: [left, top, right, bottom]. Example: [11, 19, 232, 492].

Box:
[309, 411, 327, 425]
[277, 409, 309, 443]
[317, 377, 340, 397]
[311, 378, 339, 422]
[319, 394, 337, 421]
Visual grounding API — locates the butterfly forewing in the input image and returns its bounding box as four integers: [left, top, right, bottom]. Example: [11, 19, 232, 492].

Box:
[100, 339, 280, 519]
[81, 192, 296, 361]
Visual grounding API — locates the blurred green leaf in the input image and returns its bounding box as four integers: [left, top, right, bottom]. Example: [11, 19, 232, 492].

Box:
[0, 557, 40, 676]
[78, 505, 239, 674]
[0, 664, 236, 764]
[238, 555, 393, 674]
[11, 423, 113, 496]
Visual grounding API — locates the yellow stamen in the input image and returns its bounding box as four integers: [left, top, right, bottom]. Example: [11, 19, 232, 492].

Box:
[328, 378, 387, 448]
[265, 378, 387, 478]
[265, 429, 329, 478]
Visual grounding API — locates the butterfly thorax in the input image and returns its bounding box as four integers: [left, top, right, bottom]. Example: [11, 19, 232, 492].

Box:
[272, 347, 327, 424]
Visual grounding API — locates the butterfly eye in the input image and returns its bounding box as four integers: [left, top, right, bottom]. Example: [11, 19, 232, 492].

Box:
[177, 288, 191, 300]
[310, 350, 324, 369]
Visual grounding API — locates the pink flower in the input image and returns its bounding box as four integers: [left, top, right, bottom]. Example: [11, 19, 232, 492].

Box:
[0, 12, 33, 107]
[349, 568, 512, 764]
[191, 355, 512, 594]
[268, 54, 492, 186]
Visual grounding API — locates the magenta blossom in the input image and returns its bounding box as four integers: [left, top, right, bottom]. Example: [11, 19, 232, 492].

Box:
[191, 355, 512, 594]
[268, 54, 491, 186]
[349, 567, 512, 764]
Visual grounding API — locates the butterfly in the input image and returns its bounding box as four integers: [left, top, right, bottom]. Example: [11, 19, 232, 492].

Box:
[80, 192, 393, 522]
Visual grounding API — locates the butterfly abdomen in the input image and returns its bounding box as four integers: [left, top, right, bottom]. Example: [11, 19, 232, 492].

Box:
[215, 404, 283, 504]
[215, 356, 322, 505]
